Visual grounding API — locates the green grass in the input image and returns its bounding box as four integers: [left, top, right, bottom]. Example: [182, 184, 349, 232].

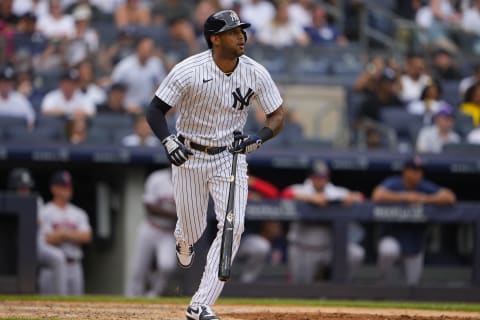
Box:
[1, 295, 480, 312]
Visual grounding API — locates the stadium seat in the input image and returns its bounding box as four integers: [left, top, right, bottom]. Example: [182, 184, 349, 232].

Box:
[86, 126, 113, 144]
[380, 107, 423, 146]
[247, 44, 291, 83]
[454, 112, 475, 138]
[90, 113, 134, 131]
[355, 119, 398, 151]
[112, 128, 133, 145]
[441, 80, 462, 109]
[0, 116, 29, 129]
[4, 125, 62, 143]
[443, 142, 480, 154]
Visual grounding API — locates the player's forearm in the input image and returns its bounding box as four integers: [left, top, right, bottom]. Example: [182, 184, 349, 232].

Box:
[372, 188, 407, 203]
[263, 105, 285, 137]
[423, 189, 457, 205]
[146, 96, 172, 141]
[65, 230, 92, 244]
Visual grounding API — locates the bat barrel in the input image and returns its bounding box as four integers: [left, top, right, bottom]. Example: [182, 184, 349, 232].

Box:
[218, 131, 243, 281]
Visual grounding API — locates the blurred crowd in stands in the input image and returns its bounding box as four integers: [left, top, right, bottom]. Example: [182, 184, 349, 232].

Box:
[0, 0, 479, 154]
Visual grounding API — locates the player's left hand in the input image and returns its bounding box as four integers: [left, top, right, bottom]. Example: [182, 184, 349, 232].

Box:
[230, 134, 262, 154]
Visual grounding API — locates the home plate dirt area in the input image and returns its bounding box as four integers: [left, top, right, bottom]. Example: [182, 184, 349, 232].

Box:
[1, 301, 480, 320]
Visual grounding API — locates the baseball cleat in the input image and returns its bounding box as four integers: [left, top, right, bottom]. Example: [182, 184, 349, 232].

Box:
[186, 305, 220, 320]
[176, 240, 195, 268]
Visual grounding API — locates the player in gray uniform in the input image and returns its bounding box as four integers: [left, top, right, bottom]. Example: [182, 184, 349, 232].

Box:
[126, 168, 177, 297]
[146, 10, 285, 320]
[283, 161, 365, 284]
[38, 170, 92, 295]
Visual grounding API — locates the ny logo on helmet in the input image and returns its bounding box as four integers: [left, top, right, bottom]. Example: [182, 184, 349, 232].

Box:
[231, 87, 254, 110]
[230, 12, 240, 23]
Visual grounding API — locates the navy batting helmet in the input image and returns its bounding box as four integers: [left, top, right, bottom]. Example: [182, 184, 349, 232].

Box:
[7, 168, 35, 190]
[204, 10, 251, 48]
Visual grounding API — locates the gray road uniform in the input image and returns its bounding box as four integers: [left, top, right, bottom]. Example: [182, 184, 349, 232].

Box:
[126, 168, 177, 297]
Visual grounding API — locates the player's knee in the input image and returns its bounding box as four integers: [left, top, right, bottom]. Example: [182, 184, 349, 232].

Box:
[378, 236, 401, 259]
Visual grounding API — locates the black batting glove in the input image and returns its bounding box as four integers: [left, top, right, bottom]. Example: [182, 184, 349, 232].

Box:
[162, 135, 193, 166]
[230, 134, 262, 154]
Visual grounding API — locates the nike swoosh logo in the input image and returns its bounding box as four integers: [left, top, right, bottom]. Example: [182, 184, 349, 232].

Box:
[203, 78, 213, 83]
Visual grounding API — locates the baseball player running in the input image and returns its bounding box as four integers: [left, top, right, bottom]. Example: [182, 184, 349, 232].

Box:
[146, 10, 285, 320]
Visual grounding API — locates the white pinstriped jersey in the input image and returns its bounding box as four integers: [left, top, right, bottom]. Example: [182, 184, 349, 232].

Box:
[155, 50, 283, 146]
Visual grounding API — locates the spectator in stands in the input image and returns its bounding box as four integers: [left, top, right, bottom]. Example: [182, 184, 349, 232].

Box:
[65, 117, 88, 145]
[76, 59, 105, 107]
[0, 8, 16, 65]
[355, 67, 403, 123]
[115, 0, 151, 30]
[282, 160, 365, 284]
[0, 66, 36, 128]
[372, 156, 456, 286]
[111, 36, 166, 111]
[460, 82, 480, 126]
[236, 175, 285, 283]
[415, 0, 461, 52]
[416, 103, 461, 153]
[407, 80, 444, 125]
[429, 48, 462, 81]
[459, 63, 480, 99]
[304, 4, 348, 46]
[151, 0, 199, 54]
[256, 0, 310, 48]
[36, 0, 75, 40]
[398, 52, 431, 104]
[467, 126, 480, 144]
[41, 69, 96, 119]
[65, 0, 102, 21]
[39, 170, 92, 295]
[288, 0, 314, 28]
[461, 0, 480, 36]
[192, 0, 217, 46]
[69, 4, 99, 64]
[122, 113, 159, 147]
[97, 82, 140, 115]
[240, 0, 275, 34]
[97, 26, 138, 74]
[32, 37, 68, 74]
[13, 12, 47, 60]
[7, 167, 70, 295]
[12, 0, 49, 18]
[353, 56, 400, 94]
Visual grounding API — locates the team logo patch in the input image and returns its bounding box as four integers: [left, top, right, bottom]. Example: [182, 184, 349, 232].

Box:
[226, 211, 234, 223]
[231, 87, 254, 110]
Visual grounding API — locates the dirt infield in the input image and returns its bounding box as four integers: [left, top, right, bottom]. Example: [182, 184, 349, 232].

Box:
[1, 301, 480, 320]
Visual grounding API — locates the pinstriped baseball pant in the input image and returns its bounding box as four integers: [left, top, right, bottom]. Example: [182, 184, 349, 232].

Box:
[172, 150, 248, 307]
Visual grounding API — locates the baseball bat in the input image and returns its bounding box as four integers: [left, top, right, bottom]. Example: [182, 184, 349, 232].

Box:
[218, 130, 243, 282]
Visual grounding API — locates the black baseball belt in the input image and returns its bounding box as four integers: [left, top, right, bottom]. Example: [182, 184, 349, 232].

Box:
[178, 135, 227, 155]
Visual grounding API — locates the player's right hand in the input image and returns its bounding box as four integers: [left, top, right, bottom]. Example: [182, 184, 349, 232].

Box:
[161, 135, 193, 166]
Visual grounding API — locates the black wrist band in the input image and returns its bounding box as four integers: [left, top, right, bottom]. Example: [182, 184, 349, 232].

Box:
[258, 127, 274, 142]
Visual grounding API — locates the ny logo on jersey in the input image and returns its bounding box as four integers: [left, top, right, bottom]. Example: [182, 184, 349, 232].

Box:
[231, 87, 254, 110]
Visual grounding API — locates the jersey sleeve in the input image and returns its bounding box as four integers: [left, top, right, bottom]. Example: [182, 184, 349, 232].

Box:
[77, 208, 92, 233]
[254, 66, 283, 115]
[155, 64, 187, 107]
